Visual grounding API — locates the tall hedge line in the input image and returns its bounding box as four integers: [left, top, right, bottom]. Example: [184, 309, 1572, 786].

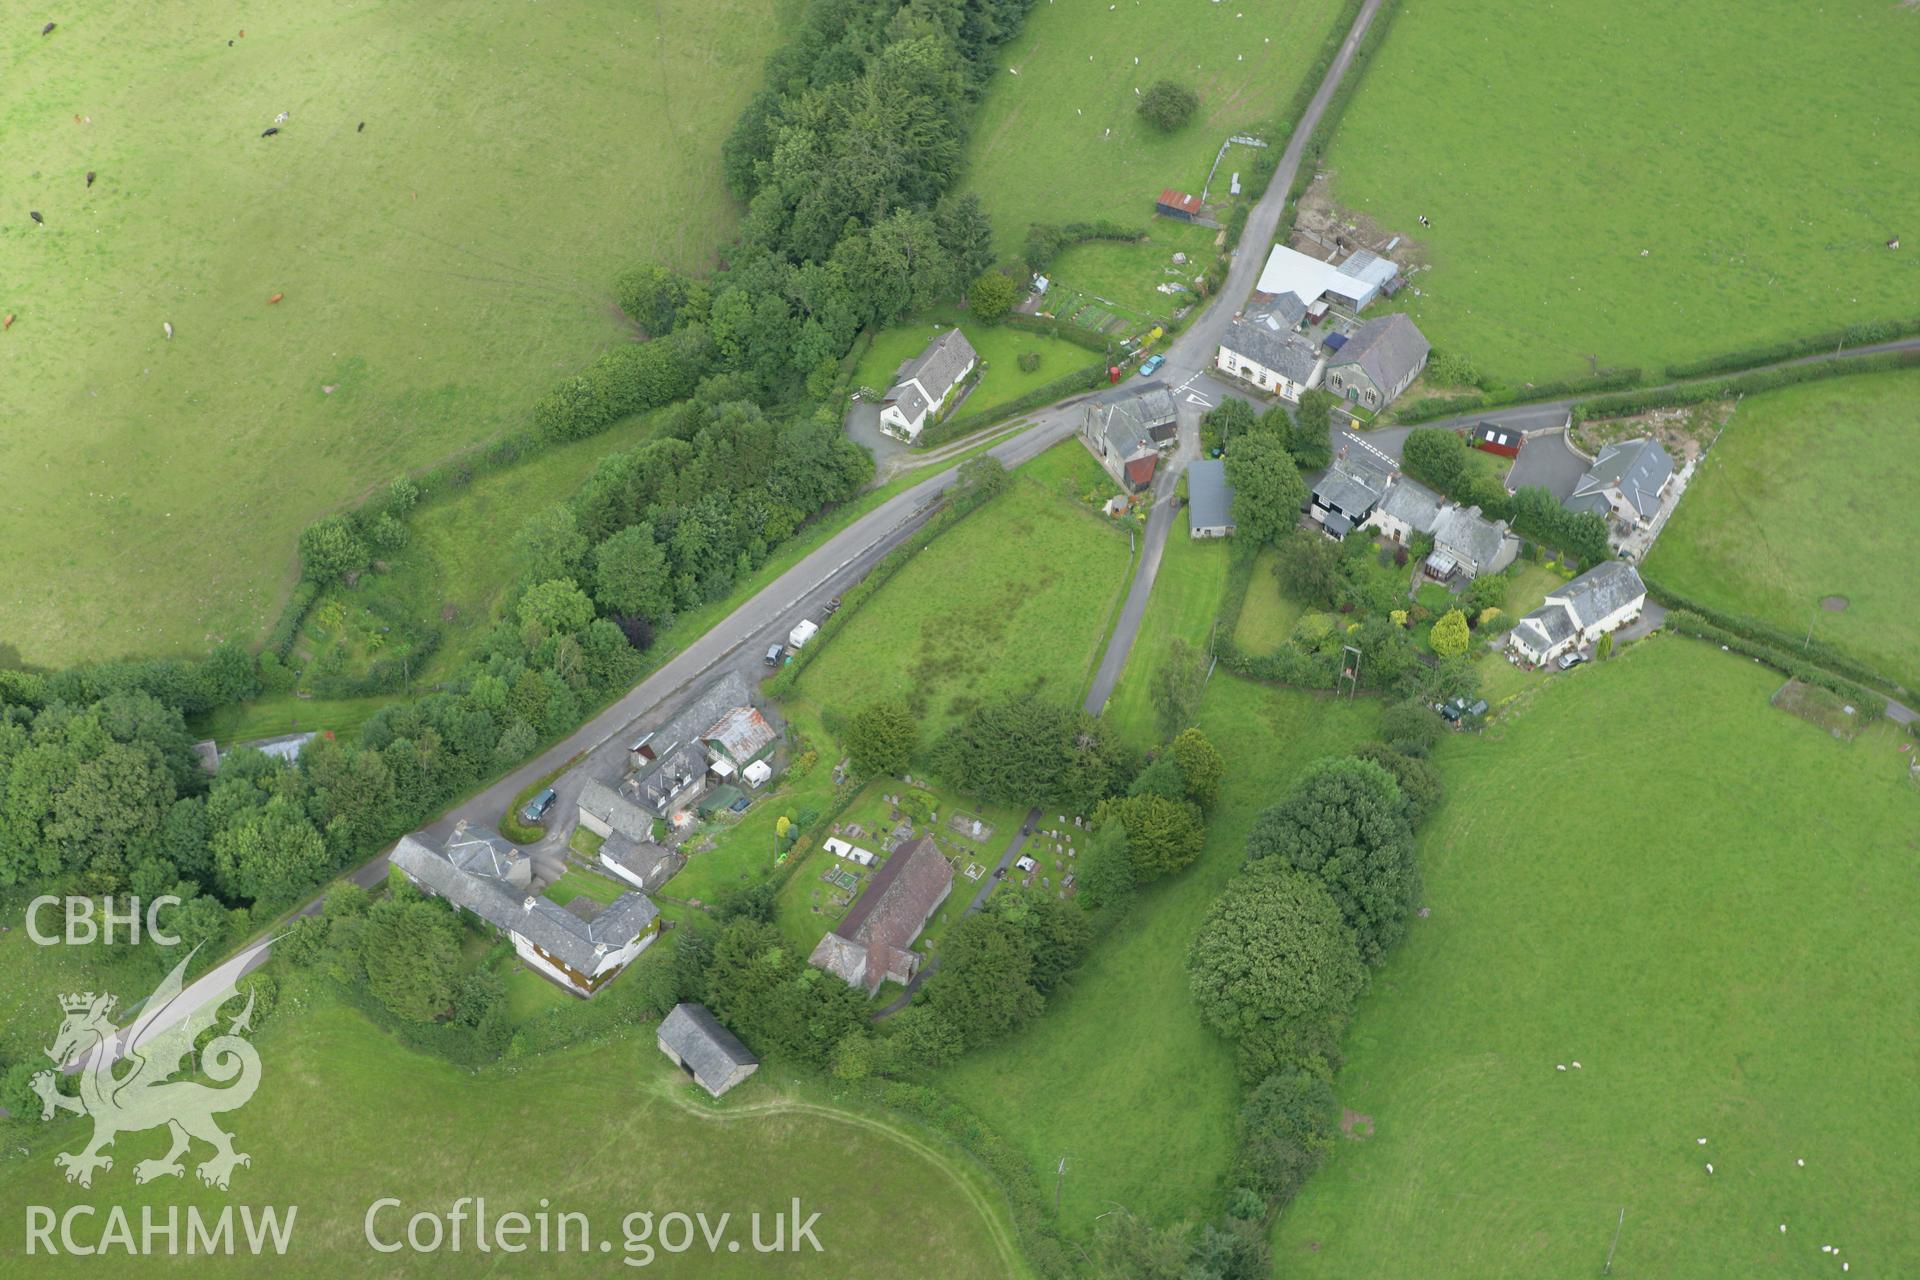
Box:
[1393, 366, 1641, 425]
[1663, 611, 1887, 720]
[1572, 349, 1920, 423]
[1642, 574, 1913, 704]
[532, 326, 714, 442]
[1660, 316, 1920, 380]
[998, 311, 1113, 355]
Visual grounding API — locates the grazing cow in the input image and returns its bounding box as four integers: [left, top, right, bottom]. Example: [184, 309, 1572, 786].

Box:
[42, 22, 57, 36]
[85, 170, 95, 187]
[3, 314, 14, 331]
[273, 111, 288, 124]
[357, 122, 365, 132]
[29, 211, 44, 225]
[163, 321, 174, 340]
[267, 292, 284, 304]
[261, 126, 279, 137]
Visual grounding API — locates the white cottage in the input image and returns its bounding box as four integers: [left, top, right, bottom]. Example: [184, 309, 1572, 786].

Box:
[1508, 561, 1648, 665]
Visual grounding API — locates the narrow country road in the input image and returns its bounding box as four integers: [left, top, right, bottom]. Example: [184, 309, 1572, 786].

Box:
[149, 0, 1395, 1026]
[1080, 0, 1389, 715]
[1397, 336, 1920, 438]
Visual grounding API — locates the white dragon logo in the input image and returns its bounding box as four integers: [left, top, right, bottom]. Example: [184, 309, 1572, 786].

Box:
[31, 947, 263, 1190]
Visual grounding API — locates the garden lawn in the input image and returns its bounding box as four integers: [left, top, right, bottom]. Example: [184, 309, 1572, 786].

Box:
[854, 311, 1098, 422]
[1273, 636, 1920, 1276]
[1232, 547, 1307, 655]
[1102, 531, 1234, 747]
[1043, 219, 1222, 320]
[936, 674, 1380, 1236]
[796, 468, 1131, 749]
[0, 989, 1022, 1278]
[188, 691, 398, 747]
[0, 0, 781, 667]
[959, 0, 1351, 256]
[543, 868, 626, 908]
[1320, 0, 1920, 382]
[1642, 369, 1920, 693]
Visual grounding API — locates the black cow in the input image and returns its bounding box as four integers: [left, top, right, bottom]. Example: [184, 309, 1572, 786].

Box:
[85, 170, 95, 188]
[42, 22, 56, 36]
[29, 211, 44, 224]
[261, 127, 279, 137]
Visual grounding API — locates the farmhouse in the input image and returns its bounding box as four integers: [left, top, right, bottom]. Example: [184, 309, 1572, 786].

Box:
[1426, 504, 1518, 581]
[392, 832, 659, 997]
[1508, 560, 1648, 665]
[1311, 453, 1391, 538]
[879, 329, 977, 441]
[1081, 384, 1172, 492]
[1565, 437, 1674, 529]
[1187, 458, 1235, 538]
[1472, 421, 1523, 458]
[1365, 474, 1445, 544]
[1155, 188, 1204, 221]
[1216, 305, 1323, 401]
[592, 672, 765, 826]
[1253, 243, 1401, 313]
[657, 1003, 759, 1098]
[808, 834, 953, 995]
[1324, 313, 1431, 411]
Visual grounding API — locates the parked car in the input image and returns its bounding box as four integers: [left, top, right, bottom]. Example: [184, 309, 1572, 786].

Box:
[1557, 652, 1588, 670]
[521, 787, 557, 824]
[1138, 354, 1165, 377]
[764, 643, 784, 667]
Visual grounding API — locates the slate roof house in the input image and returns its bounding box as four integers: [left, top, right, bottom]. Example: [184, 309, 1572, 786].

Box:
[809, 835, 953, 994]
[657, 1003, 759, 1098]
[621, 671, 760, 820]
[392, 833, 659, 997]
[879, 329, 977, 441]
[1081, 385, 1172, 493]
[1324, 313, 1430, 411]
[1365, 474, 1445, 544]
[1215, 309, 1324, 401]
[1187, 458, 1235, 538]
[1565, 438, 1673, 529]
[1426, 504, 1518, 581]
[1310, 453, 1391, 538]
[1508, 561, 1648, 665]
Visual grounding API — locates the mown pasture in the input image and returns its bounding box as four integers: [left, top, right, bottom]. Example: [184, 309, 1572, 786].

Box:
[1273, 637, 1920, 1275]
[0, 0, 780, 665]
[1318, 0, 1920, 381]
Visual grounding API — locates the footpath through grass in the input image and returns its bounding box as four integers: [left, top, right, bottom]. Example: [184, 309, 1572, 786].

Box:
[1643, 368, 1920, 693]
[0, 988, 1021, 1278]
[1320, 0, 1920, 381]
[0, 0, 780, 665]
[936, 674, 1380, 1236]
[1272, 637, 1920, 1276]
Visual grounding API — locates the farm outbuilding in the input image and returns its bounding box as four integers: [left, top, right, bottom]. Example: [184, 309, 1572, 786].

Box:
[1156, 188, 1204, 221]
[1473, 422, 1523, 458]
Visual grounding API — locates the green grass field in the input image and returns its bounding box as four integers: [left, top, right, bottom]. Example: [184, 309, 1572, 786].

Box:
[796, 461, 1132, 748]
[1321, 0, 1920, 381]
[0, 1, 782, 667]
[0, 988, 1022, 1277]
[937, 673, 1379, 1236]
[854, 310, 1099, 422]
[1100, 530, 1232, 747]
[959, 0, 1350, 256]
[1272, 637, 1920, 1275]
[1642, 369, 1920, 693]
[1042, 219, 1221, 320]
